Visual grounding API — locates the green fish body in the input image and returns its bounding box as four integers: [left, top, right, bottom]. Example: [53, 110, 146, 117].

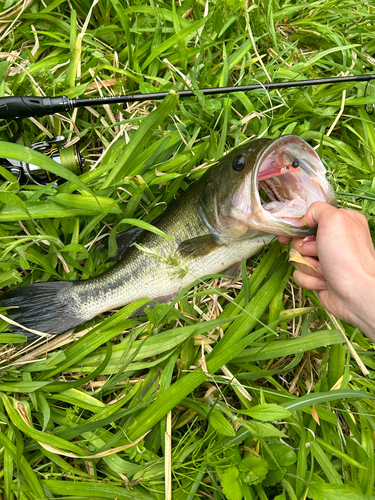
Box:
[1, 135, 335, 337]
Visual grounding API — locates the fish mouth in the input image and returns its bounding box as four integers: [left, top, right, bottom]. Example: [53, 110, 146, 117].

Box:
[249, 135, 336, 237]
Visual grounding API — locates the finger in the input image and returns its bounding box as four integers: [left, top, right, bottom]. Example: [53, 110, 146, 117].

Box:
[291, 238, 318, 257]
[278, 236, 292, 243]
[293, 270, 327, 291]
[302, 201, 338, 227]
[291, 254, 327, 284]
[292, 257, 324, 280]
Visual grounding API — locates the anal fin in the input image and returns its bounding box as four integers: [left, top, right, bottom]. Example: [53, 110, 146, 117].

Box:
[129, 292, 179, 316]
[220, 261, 242, 288]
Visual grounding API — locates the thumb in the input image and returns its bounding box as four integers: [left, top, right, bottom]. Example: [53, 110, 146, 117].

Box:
[299, 201, 336, 228]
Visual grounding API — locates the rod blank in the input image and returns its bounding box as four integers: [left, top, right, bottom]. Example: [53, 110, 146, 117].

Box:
[73, 73, 375, 108]
[1, 73, 374, 120]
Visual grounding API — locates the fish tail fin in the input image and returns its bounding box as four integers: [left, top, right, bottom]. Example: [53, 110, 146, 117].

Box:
[1, 281, 83, 339]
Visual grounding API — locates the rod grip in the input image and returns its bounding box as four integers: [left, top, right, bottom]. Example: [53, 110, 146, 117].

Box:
[0, 96, 72, 120]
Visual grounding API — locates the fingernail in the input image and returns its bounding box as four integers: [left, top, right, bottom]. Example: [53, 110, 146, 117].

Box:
[299, 235, 316, 247]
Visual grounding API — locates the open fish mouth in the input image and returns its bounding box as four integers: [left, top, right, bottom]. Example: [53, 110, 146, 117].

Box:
[250, 135, 336, 237]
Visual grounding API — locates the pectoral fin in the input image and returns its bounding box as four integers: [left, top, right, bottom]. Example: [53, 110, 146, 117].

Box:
[178, 234, 222, 259]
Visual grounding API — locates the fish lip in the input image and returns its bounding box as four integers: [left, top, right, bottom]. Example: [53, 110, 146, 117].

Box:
[250, 135, 334, 236]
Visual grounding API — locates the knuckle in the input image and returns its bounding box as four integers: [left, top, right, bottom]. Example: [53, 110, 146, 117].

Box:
[331, 209, 349, 225]
[346, 210, 368, 227]
[356, 212, 368, 225]
[336, 208, 368, 226]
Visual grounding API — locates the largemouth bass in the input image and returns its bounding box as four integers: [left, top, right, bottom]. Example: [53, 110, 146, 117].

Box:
[1, 135, 335, 337]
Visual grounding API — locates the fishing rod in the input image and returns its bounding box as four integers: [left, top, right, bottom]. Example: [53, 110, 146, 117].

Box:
[0, 73, 374, 121]
[1, 73, 374, 185]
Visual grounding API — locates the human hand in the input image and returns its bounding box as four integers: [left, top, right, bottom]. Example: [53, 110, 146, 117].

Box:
[278, 202, 375, 342]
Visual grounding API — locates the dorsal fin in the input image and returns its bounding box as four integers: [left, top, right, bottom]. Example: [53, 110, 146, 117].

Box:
[97, 226, 145, 262]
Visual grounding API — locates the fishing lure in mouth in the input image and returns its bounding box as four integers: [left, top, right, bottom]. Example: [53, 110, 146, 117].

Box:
[258, 160, 300, 181]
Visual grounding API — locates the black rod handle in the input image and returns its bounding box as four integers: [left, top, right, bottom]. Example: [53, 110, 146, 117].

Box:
[0, 96, 72, 120]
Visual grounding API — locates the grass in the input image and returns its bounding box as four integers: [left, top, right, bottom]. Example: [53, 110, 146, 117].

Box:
[0, 0, 375, 499]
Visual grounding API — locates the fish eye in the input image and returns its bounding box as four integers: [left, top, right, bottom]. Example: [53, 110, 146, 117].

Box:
[292, 160, 299, 169]
[232, 156, 245, 172]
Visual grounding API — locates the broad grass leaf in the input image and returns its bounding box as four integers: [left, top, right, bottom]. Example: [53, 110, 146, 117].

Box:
[310, 441, 342, 484]
[141, 17, 209, 70]
[282, 390, 375, 412]
[0, 270, 22, 287]
[0, 200, 101, 221]
[3, 443, 13, 500]
[209, 409, 235, 436]
[346, 437, 369, 465]
[36, 392, 50, 432]
[145, 303, 179, 325]
[240, 404, 291, 421]
[0, 165, 18, 182]
[307, 483, 367, 500]
[2, 394, 84, 454]
[3, 2, 375, 496]
[227, 40, 252, 69]
[119, 217, 173, 240]
[316, 437, 367, 470]
[233, 330, 344, 363]
[38, 432, 149, 460]
[0, 333, 26, 344]
[0, 60, 9, 84]
[0, 192, 31, 218]
[0, 381, 50, 392]
[23, 246, 59, 275]
[58, 82, 89, 98]
[58, 243, 89, 255]
[273, 492, 287, 500]
[111, 0, 133, 66]
[263, 467, 287, 487]
[246, 421, 286, 438]
[262, 442, 297, 470]
[50, 193, 122, 214]
[41, 479, 154, 500]
[64, 9, 81, 89]
[0, 431, 47, 499]
[140, 82, 158, 93]
[11, 394, 150, 459]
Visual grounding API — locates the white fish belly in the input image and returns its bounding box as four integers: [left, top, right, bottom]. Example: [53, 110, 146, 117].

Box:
[117, 235, 274, 305]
